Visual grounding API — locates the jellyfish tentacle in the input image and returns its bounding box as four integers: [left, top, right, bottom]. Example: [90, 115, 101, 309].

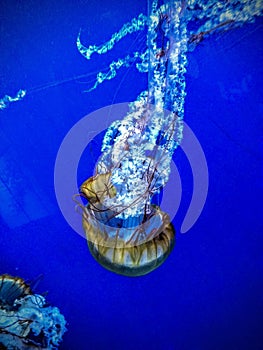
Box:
[84, 51, 145, 92]
[1, 0, 262, 110]
[77, 13, 148, 60]
[0, 89, 26, 110]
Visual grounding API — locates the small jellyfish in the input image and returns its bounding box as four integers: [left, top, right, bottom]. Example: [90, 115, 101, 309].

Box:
[0, 274, 67, 350]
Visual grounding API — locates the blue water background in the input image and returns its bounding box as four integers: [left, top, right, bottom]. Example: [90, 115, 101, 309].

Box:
[0, 1, 262, 349]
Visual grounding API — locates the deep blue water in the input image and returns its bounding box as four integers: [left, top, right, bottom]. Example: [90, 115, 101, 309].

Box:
[0, 1, 262, 349]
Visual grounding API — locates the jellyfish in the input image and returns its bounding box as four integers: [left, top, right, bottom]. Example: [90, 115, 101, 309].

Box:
[1, 1, 262, 276]
[76, 0, 263, 276]
[0, 274, 67, 349]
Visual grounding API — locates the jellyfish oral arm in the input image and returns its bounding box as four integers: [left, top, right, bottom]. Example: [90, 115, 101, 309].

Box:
[77, 13, 147, 60]
[0, 89, 26, 110]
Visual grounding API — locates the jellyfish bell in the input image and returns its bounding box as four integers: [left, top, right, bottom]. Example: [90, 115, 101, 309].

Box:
[85, 208, 175, 277]
[0, 274, 32, 309]
[80, 172, 117, 204]
[82, 176, 175, 276]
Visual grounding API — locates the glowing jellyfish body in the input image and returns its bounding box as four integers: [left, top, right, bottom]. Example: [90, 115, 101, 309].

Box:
[77, 0, 263, 276]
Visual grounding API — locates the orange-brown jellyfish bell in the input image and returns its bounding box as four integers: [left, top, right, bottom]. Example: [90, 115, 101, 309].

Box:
[80, 173, 175, 276]
[0, 274, 32, 307]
